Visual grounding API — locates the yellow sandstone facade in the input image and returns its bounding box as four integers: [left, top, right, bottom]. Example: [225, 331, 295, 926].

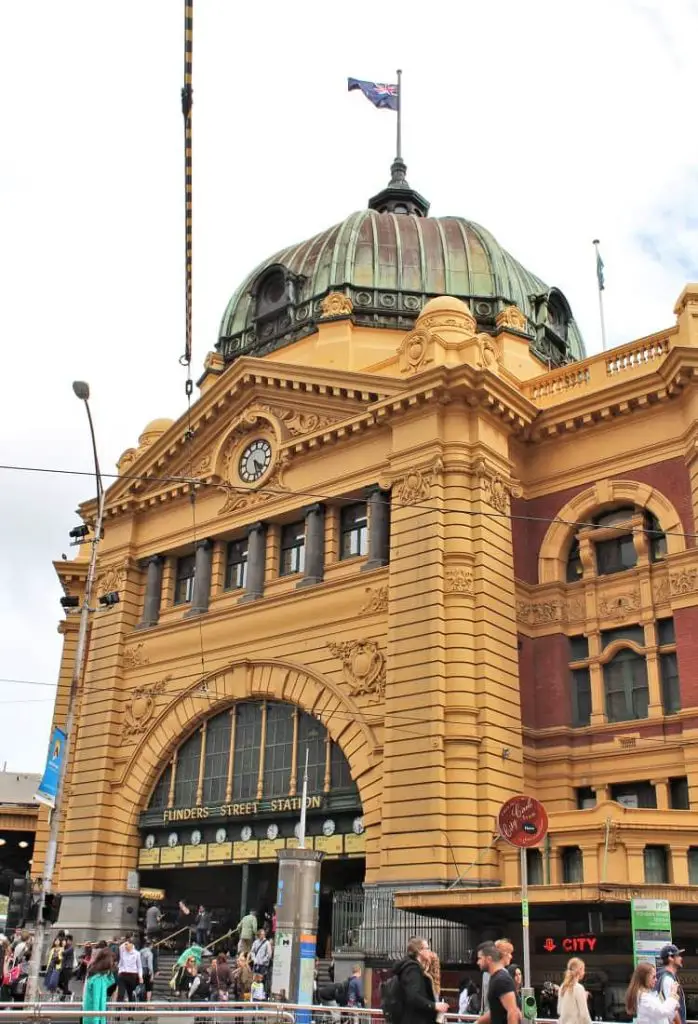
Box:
[34, 181, 698, 987]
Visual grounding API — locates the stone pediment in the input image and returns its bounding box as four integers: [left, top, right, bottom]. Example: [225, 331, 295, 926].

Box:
[102, 358, 398, 513]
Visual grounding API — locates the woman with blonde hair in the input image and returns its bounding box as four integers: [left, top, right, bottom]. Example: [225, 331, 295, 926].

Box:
[557, 958, 592, 1024]
[625, 961, 679, 1024]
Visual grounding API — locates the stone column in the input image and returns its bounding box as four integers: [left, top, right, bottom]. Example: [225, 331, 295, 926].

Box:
[186, 539, 213, 616]
[362, 486, 390, 571]
[297, 504, 324, 588]
[652, 778, 670, 809]
[137, 555, 164, 629]
[239, 522, 266, 603]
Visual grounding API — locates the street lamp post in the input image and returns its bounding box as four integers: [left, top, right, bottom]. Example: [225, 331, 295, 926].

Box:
[27, 382, 106, 999]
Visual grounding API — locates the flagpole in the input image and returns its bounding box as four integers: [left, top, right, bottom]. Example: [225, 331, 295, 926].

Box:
[593, 238, 608, 351]
[396, 68, 402, 160]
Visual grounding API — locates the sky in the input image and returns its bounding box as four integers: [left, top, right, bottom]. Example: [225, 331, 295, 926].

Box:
[2, 0, 698, 772]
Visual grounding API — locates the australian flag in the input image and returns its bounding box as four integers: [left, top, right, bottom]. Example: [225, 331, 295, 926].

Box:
[348, 77, 398, 111]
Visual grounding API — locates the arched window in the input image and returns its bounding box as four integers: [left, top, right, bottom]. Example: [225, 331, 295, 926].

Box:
[603, 647, 649, 722]
[593, 506, 637, 575]
[565, 505, 667, 581]
[253, 266, 293, 325]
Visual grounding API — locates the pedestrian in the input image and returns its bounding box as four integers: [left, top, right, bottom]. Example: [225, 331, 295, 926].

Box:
[657, 945, 686, 1024]
[251, 927, 272, 982]
[475, 941, 518, 1024]
[140, 940, 154, 1003]
[82, 947, 116, 1024]
[424, 951, 445, 1021]
[58, 934, 75, 1001]
[251, 972, 266, 1001]
[508, 966, 522, 1013]
[626, 961, 680, 1024]
[481, 939, 513, 1014]
[459, 980, 479, 1017]
[231, 954, 252, 1001]
[44, 936, 64, 999]
[210, 952, 233, 1001]
[195, 905, 212, 948]
[557, 958, 591, 1024]
[145, 902, 162, 943]
[117, 934, 143, 1003]
[348, 963, 365, 1023]
[388, 937, 449, 1024]
[236, 907, 257, 955]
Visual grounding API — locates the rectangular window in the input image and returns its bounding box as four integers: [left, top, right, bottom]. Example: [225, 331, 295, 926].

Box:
[644, 845, 669, 884]
[232, 702, 262, 800]
[202, 714, 232, 804]
[331, 740, 356, 792]
[689, 848, 698, 885]
[174, 554, 196, 605]
[604, 651, 649, 722]
[297, 712, 327, 793]
[149, 765, 172, 810]
[657, 618, 676, 646]
[280, 521, 306, 576]
[225, 539, 248, 591]
[660, 652, 681, 715]
[601, 625, 645, 649]
[561, 846, 584, 883]
[571, 668, 592, 727]
[263, 703, 294, 798]
[670, 776, 690, 810]
[610, 782, 657, 809]
[568, 635, 589, 661]
[596, 535, 637, 575]
[340, 503, 368, 559]
[526, 848, 544, 885]
[576, 786, 596, 810]
[173, 731, 201, 806]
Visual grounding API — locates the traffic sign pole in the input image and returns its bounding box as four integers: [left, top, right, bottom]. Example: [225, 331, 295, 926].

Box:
[520, 847, 531, 988]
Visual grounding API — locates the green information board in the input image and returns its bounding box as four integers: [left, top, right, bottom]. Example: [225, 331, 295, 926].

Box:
[631, 898, 672, 965]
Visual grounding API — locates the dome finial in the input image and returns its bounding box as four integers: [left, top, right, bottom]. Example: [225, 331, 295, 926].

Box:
[368, 70, 429, 216]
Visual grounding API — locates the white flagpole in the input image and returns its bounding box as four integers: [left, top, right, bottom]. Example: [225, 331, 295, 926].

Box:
[396, 69, 402, 160]
[298, 747, 309, 849]
[593, 239, 608, 351]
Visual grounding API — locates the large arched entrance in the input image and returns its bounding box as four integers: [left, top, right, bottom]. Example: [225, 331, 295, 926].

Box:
[137, 698, 364, 955]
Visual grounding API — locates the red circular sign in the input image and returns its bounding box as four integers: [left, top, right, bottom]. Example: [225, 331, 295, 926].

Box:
[498, 795, 548, 848]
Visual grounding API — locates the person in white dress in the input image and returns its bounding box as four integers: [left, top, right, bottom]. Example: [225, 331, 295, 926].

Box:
[558, 957, 592, 1024]
[626, 961, 680, 1024]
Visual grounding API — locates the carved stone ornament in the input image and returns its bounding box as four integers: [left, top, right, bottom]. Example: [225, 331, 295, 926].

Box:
[320, 292, 353, 319]
[398, 328, 433, 375]
[272, 406, 339, 437]
[96, 563, 127, 597]
[517, 595, 585, 626]
[474, 459, 519, 514]
[326, 639, 386, 703]
[122, 676, 170, 738]
[418, 309, 476, 337]
[393, 459, 442, 505]
[195, 454, 212, 476]
[598, 591, 641, 619]
[496, 304, 528, 332]
[218, 449, 291, 515]
[360, 585, 389, 614]
[445, 569, 474, 594]
[123, 642, 149, 670]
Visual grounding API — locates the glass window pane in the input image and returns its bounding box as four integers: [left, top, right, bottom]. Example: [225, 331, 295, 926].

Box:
[611, 782, 657, 809]
[688, 848, 698, 885]
[670, 776, 689, 810]
[526, 849, 543, 885]
[149, 764, 172, 809]
[225, 540, 248, 590]
[604, 650, 648, 722]
[174, 555, 196, 605]
[596, 536, 637, 575]
[601, 625, 645, 649]
[263, 704, 295, 797]
[644, 845, 669, 884]
[561, 847, 583, 883]
[202, 712, 232, 804]
[576, 787, 596, 810]
[280, 522, 306, 576]
[331, 741, 356, 792]
[571, 668, 591, 727]
[657, 618, 676, 646]
[297, 713, 326, 793]
[174, 730, 201, 806]
[660, 652, 681, 714]
[340, 503, 368, 559]
[569, 635, 589, 661]
[232, 703, 262, 800]
[593, 507, 636, 528]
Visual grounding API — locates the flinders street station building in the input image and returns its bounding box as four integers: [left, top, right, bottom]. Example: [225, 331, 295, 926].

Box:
[36, 162, 698, 1008]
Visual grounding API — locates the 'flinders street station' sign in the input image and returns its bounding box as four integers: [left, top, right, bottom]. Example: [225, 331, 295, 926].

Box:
[162, 795, 322, 823]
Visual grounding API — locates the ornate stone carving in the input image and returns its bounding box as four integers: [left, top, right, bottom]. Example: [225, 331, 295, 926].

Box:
[398, 328, 432, 374]
[445, 569, 474, 594]
[669, 568, 698, 595]
[320, 292, 353, 318]
[326, 639, 386, 702]
[275, 408, 338, 437]
[195, 454, 212, 476]
[123, 642, 149, 670]
[360, 585, 389, 614]
[122, 676, 170, 738]
[418, 309, 476, 337]
[393, 459, 442, 505]
[218, 453, 290, 515]
[496, 304, 528, 332]
[95, 563, 126, 597]
[517, 600, 565, 625]
[474, 459, 519, 514]
[566, 596, 585, 622]
[598, 591, 641, 619]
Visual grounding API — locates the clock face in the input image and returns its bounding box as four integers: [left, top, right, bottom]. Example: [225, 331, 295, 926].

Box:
[215, 828, 227, 844]
[294, 822, 303, 840]
[352, 817, 364, 836]
[240, 825, 253, 842]
[239, 439, 272, 483]
[191, 829, 202, 846]
[266, 823, 279, 841]
[145, 834, 155, 850]
[168, 832, 179, 848]
[322, 819, 335, 837]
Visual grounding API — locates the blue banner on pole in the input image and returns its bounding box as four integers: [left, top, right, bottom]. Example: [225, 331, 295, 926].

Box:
[35, 727, 66, 809]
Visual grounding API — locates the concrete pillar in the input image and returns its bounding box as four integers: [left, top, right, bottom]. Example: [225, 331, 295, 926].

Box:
[298, 504, 325, 588]
[362, 487, 390, 571]
[240, 522, 267, 603]
[137, 555, 163, 628]
[271, 848, 323, 1014]
[186, 539, 213, 615]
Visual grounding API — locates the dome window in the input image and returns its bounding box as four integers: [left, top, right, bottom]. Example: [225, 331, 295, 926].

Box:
[252, 264, 296, 324]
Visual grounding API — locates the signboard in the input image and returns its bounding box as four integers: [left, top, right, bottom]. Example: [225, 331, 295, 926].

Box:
[207, 841, 232, 862]
[315, 835, 342, 855]
[498, 795, 549, 848]
[36, 727, 67, 809]
[286, 837, 314, 850]
[138, 848, 160, 868]
[183, 844, 207, 864]
[259, 839, 285, 860]
[631, 898, 672, 965]
[271, 931, 292, 999]
[232, 840, 259, 862]
[344, 832, 366, 855]
[297, 933, 316, 1024]
[126, 870, 140, 892]
[160, 846, 183, 866]
[538, 935, 632, 954]
[162, 794, 324, 824]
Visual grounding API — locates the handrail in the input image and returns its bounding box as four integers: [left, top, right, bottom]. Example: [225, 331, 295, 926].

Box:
[152, 924, 193, 948]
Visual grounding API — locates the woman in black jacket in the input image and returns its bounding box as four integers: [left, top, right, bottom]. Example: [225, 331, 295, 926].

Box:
[392, 938, 449, 1024]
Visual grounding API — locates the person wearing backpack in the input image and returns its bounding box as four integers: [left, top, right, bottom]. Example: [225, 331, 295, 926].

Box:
[656, 945, 686, 1024]
[383, 937, 449, 1024]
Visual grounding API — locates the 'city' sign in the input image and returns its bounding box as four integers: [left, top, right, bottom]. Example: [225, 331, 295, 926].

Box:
[162, 795, 323, 823]
[497, 795, 549, 848]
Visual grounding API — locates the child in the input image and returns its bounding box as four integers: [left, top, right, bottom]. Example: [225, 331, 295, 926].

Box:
[250, 973, 266, 1001]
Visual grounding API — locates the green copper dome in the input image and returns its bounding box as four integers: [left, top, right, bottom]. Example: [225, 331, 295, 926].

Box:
[217, 209, 585, 367]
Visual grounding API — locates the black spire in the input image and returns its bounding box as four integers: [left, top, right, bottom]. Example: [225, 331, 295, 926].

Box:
[368, 157, 430, 217]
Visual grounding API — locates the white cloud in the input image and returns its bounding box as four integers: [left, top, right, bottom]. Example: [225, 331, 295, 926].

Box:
[1, 0, 696, 768]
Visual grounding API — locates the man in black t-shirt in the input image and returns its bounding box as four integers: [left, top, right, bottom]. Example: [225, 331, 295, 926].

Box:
[475, 941, 520, 1024]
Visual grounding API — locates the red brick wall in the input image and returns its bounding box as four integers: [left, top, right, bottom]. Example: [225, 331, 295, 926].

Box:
[512, 457, 695, 584]
[675, 606, 698, 710]
[519, 633, 571, 729]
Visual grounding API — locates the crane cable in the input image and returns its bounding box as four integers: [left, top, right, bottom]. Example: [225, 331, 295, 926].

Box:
[180, 0, 194, 383]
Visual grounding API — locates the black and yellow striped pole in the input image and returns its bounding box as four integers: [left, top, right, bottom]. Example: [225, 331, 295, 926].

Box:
[181, 0, 193, 379]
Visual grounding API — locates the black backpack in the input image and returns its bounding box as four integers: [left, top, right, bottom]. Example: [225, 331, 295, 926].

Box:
[381, 974, 404, 1023]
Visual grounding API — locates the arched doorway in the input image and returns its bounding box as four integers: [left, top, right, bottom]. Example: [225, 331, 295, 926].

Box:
[137, 699, 364, 955]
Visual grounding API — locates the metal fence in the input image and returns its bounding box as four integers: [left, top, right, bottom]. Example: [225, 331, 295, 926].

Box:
[332, 888, 471, 962]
